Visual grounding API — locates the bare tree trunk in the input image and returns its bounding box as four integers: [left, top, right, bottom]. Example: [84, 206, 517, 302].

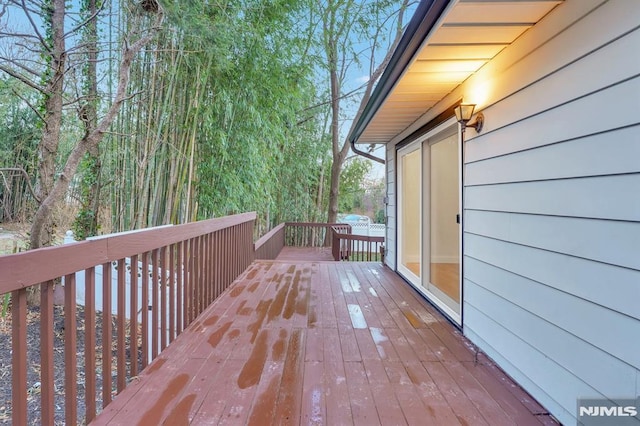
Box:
[323, 0, 408, 242]
[74, 0, 102, 240]
[30, 8, 164, 250]
[326, 61, 350, 226]
[32, 0, 66, 249]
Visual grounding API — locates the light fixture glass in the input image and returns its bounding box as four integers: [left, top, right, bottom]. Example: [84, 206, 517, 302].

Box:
[454, 103, 476, 123]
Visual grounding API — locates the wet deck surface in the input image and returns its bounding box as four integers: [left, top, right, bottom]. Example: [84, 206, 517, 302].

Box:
[91, 261, 555, 425]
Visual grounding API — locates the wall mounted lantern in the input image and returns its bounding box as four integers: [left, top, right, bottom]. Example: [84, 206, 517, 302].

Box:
[454, 103, 484, 133]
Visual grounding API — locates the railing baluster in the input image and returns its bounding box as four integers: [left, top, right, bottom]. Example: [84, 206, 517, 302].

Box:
[176, 242, 183, 336]
[201, 235, 207, 307]
[141, 253, 149, 370]
[193, 237, 200, 318]
[197, 235, 203, 316]
[198, 235, 202, 314]
[214, 231, 220, 299]
[64, 273, 77, 425]
[84, 269, 96, 422]
[12, 288, 27, 424]
[222, 229, 228, 291]
[169, 245, 175, 343]
[188, 238, 195, 324]
[102, 262, 113, 407]
[129, 254, 139, 376]
[221, 229, 225, 294]
[184, 240, 190, 328]
[237, 225, 242, 275]
[151, 249, 159, 360]
[160, 247, 167, 352]
[203, 234, 208, 306]
[41, 280, 55, 424]
[117, 258, 126, 393]
[207, 233, 211, 302]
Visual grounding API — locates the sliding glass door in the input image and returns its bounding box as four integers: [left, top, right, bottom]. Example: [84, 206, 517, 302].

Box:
[426, 130, 460, 320]
[397, 144, 421, 284]
[397, 119, 461, 324]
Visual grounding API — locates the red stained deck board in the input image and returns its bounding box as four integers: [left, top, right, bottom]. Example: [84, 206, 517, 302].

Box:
[443, 360, 517, 426]
[304, 327, 324, 362]
[403, 361, 460, 425]
[315, 263, 339, 328]
[338, 325, 362, 362]
[370, 384, 408, 426]
[301, 361, 326, 425]
[90, 261, 554, 426]
[275, 328, 306, 426]
[423, 360, 490, 426]
[345, 361, 382, 426]
[324, 359, 353, 425]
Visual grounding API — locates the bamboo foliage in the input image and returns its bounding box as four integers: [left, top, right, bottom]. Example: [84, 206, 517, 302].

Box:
[0, 79, 41, 223]
[1, 0, 399, 241]
[108, 0, 326, 233]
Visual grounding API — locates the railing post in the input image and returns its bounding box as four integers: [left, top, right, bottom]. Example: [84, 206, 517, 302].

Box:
[332, 227, 340, 261]
[11, 288, 27, 424]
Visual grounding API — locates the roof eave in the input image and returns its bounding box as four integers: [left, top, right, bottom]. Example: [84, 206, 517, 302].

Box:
[348, 0, 452, 145]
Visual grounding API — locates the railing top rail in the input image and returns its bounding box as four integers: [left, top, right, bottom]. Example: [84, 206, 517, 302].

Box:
[285, 222, 351, 228]
[0, 212, 257, 293]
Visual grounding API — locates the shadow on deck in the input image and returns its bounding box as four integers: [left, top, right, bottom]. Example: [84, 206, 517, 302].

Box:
[91, 261, 555, 425]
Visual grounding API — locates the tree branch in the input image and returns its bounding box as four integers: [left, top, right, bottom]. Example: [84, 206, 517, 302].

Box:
[63, 0, 108, 38]
[0, 64, 45, 93]
[11, 87, 46, 122]
[19, 0, 50, 53]
[0, 55, 43, 79]
[0, 168, 40, 203]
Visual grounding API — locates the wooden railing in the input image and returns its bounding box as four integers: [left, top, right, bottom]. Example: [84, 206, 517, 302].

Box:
[284, 222, 351, 248]
[0, 214, 385, 424]
[0, 212, 256, 425]
[254, 223, 285, 260]
[331, 226, 385, 262]
[254, 222, 384, 262]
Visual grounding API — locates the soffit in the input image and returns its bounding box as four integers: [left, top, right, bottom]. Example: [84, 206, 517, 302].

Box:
[358, 0, 563, 144]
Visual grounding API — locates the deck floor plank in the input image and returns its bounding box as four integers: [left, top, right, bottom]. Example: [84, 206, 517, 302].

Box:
[274, 328, 306, 426]
[345, 361, 382, 426]
[90, 259, 554, 425]
[322, 328, 353, 426]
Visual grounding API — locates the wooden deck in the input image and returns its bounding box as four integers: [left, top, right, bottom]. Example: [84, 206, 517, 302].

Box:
[276, 246, 335, 261]
[91, 261, 555, 425]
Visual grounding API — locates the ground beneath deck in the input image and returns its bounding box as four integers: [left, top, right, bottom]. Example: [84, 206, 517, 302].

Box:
[91, 261, 555, 425]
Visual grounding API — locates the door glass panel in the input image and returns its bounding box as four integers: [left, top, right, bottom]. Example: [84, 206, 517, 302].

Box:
[429, 134, 459, 305]
[400, 148, 421, 278]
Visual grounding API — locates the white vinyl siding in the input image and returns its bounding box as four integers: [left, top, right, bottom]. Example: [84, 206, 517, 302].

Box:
[460, 1, 640, 424]
[385, 142, 397, 269]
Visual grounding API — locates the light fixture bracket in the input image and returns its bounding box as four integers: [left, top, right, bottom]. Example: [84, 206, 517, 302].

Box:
[466, 112, 484, 133]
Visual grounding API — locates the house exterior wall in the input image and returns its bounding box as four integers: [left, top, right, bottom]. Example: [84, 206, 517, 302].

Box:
[385, 142, 397, 270]
[384, 1, 640, 424]
[462, 1, 639, 424]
